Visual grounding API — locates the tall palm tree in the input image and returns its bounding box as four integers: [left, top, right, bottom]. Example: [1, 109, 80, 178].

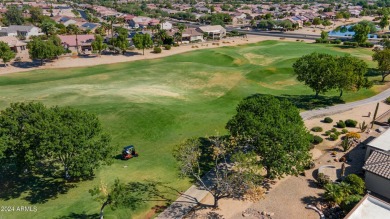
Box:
[107, 16, 116, 39]
[178, 24, 185, 43]
[67, 24, 81, 54]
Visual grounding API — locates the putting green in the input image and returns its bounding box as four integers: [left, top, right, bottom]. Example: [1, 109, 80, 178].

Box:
[0, 41, 384, 219]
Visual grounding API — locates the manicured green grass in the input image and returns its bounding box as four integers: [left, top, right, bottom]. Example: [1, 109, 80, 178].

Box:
[0, 41, 385, 219]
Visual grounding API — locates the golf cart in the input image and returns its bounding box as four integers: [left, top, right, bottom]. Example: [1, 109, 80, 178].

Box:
[122, 145, 138, 160]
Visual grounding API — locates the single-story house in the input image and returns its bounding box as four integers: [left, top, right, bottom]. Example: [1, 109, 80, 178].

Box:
[344, 194, 390, 219]
[58, 34, 95, 54]
[129, 17, 152, 29]
[0, 36, 27, 53]
[196, 25, 226, 39]
[0, 25, 41, 38]
[182, 28, 204, 42]
[80, 23, 100, 32]
[365, 128, 390, 160]
[363, 150, 390, 200]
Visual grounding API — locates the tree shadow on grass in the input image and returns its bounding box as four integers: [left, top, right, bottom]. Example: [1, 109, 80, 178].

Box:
[277, 94, 345, 110]
[0, 167, 76, 204]
[55, 212, 99, 219]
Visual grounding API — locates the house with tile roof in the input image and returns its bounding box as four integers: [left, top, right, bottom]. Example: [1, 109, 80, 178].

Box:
[365, 128, 390, 160]
[363, 150, 390, 200]
[58, 34, 95, 54]
[0, 36, 27, 53]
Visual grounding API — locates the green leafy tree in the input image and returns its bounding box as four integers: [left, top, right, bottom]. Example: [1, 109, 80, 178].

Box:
[379, 15, 389, 31]
[321, 31, 329, 40]
[110, 27, 129, 54]
[29, 6, 43, 24]
[344, 174, 365, 195]
[0, 41, 16, 65]
[336, 55, 371, 97]
[3, 5, 24, 25]
[343, 12, 351, 21]
[353, 22, 370, 44]
[293, 52, 338, 97]
[0, 102, 114, 180]
[27, 36, 64, 65]
[322, 19, 332, 28]
[92, 34, 107, 55]
[312, 17, 322, 28]
[373, 48, 390, 82]
[132, 33, 153, 55]
[226, 95, 312, 179]
[41, 21, 57, 36]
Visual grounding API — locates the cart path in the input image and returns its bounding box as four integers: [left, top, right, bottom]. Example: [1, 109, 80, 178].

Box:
[300, 87, 390, 120]
[157, 87, 390, 219]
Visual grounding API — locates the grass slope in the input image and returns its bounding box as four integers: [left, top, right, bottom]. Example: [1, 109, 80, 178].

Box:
[0, 41, 384, 219]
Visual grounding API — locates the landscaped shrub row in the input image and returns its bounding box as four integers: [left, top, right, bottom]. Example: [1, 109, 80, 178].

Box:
[311, 126, 323, 132]
[359, 42, 374, 48]
[343, 41, 359, 47]
[315, 39, 342, 44]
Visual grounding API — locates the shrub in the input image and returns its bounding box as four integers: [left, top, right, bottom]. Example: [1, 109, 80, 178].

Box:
[324, 117, 333, 123]
[345, 119, 357, 127]
[325, 131, 331, 136]
[311, 126, 323, 132]
[153, 47, 162, 53]
[173, 43, 179, 47]
[359, 121, 368, 132]
[336, 120, 346, 128]
[164, 45, 171, 50]
[330, 39, 342, 44]
[345, 132, 361, 139]
[344, 174, 365, 195]
[359, 42, 374, 48]
[331, 128, 337, 132]
[341, 138, 353, 151]
[386, 97, 390, 104]
[341, 129, 348, 134]
[330, 134, 338, 141]
[316, 173, 331, 188]
[311, 135, 323, 145]
[334, 131, 341, 136]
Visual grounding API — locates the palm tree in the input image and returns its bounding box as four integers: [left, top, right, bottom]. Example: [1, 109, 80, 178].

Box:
[107, 16, 116, 39]
[67, 24, 81, 54]
[178, 24, 185, 43]
[324, 183, 344, 205]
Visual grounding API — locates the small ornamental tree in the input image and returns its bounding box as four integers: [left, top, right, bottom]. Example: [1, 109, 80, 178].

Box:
[132, 33, 153, 55]
[173, 136, 263, 208]
[226, 95, 312, 179]
[92, 34, 107, 55]
[0, 41, 16, 65]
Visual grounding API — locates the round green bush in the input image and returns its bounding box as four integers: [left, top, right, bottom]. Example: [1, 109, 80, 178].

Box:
[331, 128, 337, 132]
[164, 45, 171, 50]
[386, 97, 390, 104]
[337, 120, 346, 128]
[311, 126, 323, 132]
[330, 134, 339, 141]
[342, 129, 348, 134]
[334, 131, 341, 136]
[153, 47, 162, 53]
[324, 117, 333, 123]
[325, 131, 331, 136]
[312, 135, 323, 145]
[345, 119, 358, 127]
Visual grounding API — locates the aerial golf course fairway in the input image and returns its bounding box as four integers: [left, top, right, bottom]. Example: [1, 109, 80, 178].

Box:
[0, 41, 385, 219]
